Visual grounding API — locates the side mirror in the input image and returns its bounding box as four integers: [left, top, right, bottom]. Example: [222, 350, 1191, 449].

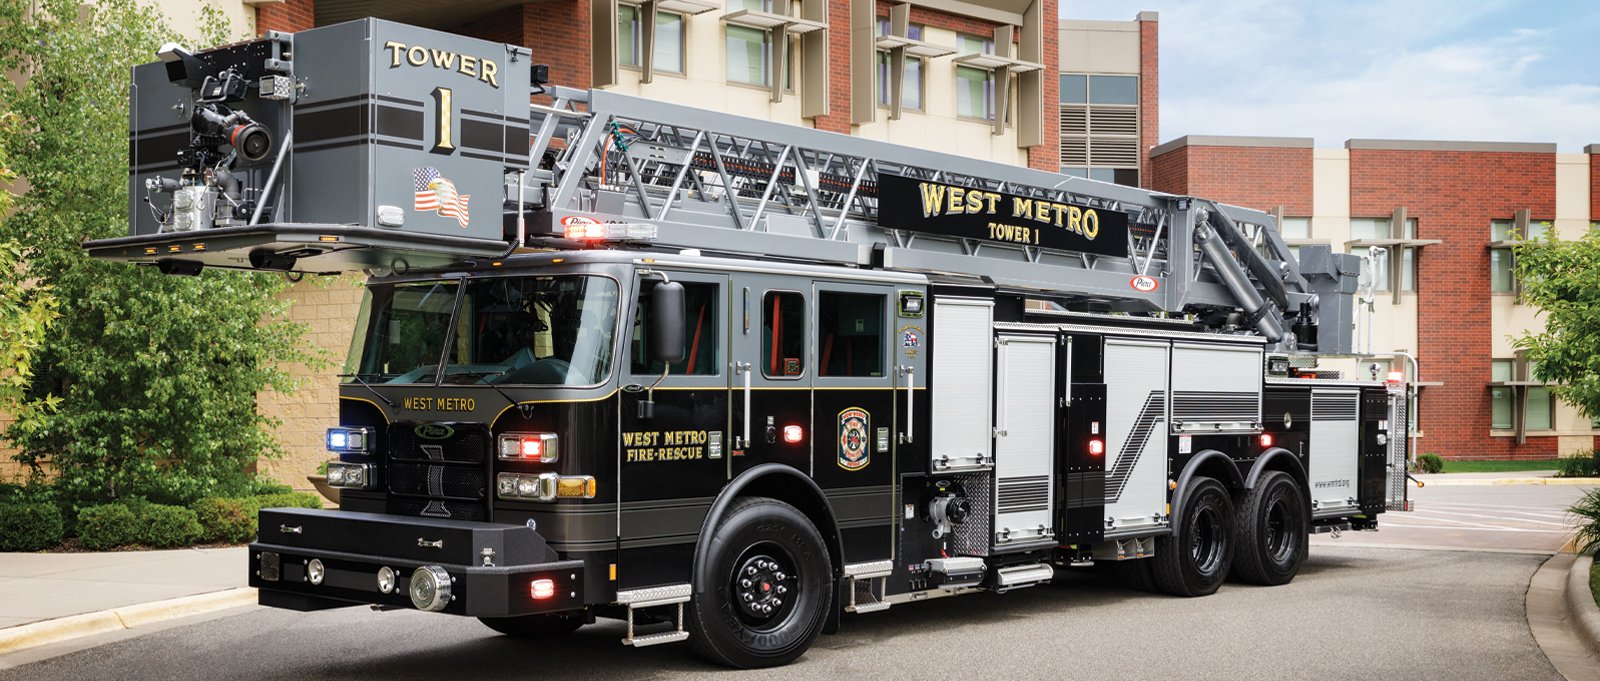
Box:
[651, 282, 686, 364]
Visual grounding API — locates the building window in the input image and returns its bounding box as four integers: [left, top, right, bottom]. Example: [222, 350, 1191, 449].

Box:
[1490, 359, 1514, 429]
[727, 24, 771, 86]
[1059, 73, 1139, 187]
[1351, 217, 1417, 293]
[954, 33, 994, 121]
[1491, 218, 1551, 241]
[1490, 249, 1515, 292]
[875, 20, 924, 110]
[1526, 386, 1554, 430]
[619, 5, 685, 74]
[1279, 217, 1311, 240]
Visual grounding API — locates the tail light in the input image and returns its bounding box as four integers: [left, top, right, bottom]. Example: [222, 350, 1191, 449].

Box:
[499, 432, 559, 463]
[1088, 439, 1104, 456]
[530, 579, 556, 599]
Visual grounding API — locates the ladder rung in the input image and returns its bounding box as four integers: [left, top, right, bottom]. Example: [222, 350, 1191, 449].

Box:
[623, 630, 690, 647]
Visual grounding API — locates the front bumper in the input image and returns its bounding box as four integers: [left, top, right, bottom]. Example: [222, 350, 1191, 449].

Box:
[250, 507, 585, 617]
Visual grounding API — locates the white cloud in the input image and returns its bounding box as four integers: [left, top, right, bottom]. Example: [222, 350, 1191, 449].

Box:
[1065, 1, 1600, 149]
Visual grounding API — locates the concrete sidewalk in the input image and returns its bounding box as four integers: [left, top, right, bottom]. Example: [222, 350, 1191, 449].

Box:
[0, 547, 255, 656]
[1416, 471, 1600, 486]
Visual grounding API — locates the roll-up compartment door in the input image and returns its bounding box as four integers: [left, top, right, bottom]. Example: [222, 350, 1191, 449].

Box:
[993, 335, 1056, 549]
[1169, 343, 1262, 434]
[1309, 389, 1360, 517]
[930, 298, 994, 473]
[1102, 338, 1169, 536]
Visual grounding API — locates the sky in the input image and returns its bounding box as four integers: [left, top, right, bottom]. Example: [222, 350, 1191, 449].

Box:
[1064, 1, 1600, 151]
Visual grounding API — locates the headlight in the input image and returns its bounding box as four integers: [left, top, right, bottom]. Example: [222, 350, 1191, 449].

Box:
[410, 565, 453, 612]
[497, 472, 594, 501]
[327, 462, 374, 490]
[326, 426, 372, 454]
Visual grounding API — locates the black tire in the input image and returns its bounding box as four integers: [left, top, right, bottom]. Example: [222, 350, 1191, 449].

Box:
[687, 497, 832, 669]
[478, 612, 585, 637]
[1151, 477, 1234, 597]
[1230, 470, 1309, 586]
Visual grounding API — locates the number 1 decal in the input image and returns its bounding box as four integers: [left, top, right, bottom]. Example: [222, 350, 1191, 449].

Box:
[431, 86, 455, 153]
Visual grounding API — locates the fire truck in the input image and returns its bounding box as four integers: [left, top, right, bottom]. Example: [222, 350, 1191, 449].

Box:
[89, 19, 1413, 668]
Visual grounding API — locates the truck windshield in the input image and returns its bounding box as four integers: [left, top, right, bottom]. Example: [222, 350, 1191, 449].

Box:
[346, 275, 620, 386]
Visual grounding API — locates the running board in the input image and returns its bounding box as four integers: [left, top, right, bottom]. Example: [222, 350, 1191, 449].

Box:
[616, 584, 691, 647]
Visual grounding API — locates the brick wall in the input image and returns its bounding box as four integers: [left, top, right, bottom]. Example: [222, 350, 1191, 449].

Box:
[1025, 0, 1059, 172]
[1350, 148, 1556, 459]
[456, 1, 592, 93]
[1592, 149, 1599, 219]
[1138, 15, 1157, 188]
[256, 0, 314, 33]
[1149, 144, 1186, 196]
[1149, 144, 1313, 214]
[811, 0, 853, 133]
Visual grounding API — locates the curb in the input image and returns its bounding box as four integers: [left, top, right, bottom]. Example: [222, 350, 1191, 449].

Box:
[1421, 477, 1600, 487]
[1570, 549, 1600, 657]
[0, 587, 256, 656]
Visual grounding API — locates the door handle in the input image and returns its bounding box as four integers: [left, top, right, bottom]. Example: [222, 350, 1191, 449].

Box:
[897, 365, 914, 444]
[736, 362, 752, 449]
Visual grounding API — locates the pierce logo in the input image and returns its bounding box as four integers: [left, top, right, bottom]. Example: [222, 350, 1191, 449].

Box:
[414, 423, 455, 440]
[560, 215, 599, 227]
[1130, 275, 1159, 292]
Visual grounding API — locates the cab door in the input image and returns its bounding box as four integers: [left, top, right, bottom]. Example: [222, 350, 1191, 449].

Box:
[616, 270, 731, 589]
[729, 275, 813, 477]
[810, 282, 897, 564]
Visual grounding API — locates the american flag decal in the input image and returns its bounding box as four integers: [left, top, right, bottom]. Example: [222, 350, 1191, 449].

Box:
[413, 166, 471, 228]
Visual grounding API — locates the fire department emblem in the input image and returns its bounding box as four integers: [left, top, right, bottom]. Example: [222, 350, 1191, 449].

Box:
[837, 407, 870, 470]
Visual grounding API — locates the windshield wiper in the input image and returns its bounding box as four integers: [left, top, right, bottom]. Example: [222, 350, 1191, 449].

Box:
[339, 373, 395, 407]
[442, 368, 518, 411]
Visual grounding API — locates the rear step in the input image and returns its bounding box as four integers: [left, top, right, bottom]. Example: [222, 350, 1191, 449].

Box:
[616, 584, 691, 647]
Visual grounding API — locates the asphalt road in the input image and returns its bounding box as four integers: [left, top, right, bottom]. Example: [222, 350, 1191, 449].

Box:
[1, 480, 1587, 681]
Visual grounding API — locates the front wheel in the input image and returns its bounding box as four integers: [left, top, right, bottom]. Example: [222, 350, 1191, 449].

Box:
[1230, 470, 1308, 585]
[687, 497, 832, 668]
[1151, 476, 1234, 597]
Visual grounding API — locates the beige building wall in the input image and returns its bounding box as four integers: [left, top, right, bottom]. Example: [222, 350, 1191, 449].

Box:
[148, 0, 257, 39]
[257, 278, 364, 491]
[607, 17, 1030, 166]
[1058, 19, 1138, 74]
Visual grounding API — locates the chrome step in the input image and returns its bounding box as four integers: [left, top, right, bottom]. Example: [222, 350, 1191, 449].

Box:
[846, 601, 891, 614]
[623, 630, 690, 648]
[616, 583, 692, 647]
[994, 563, 1054, 592]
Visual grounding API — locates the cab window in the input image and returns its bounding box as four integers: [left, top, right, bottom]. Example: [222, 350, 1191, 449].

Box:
[632, 280, 720, 375]
[818, 291, 885, 377]
[762, 291, 805, 378]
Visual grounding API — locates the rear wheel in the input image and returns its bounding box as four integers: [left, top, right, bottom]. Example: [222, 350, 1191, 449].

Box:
[1152, 477, 1234, 597]
[1230, 470, 1308, 585]
[478, 612, 585, 637]
[687, 497, 832, 668]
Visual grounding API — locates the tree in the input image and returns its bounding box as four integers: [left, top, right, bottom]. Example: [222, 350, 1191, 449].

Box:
[0, 0, 319, 508]
[1513, 228, 1600, 420]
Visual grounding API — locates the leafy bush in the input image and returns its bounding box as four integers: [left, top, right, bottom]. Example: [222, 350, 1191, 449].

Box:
[1417, 453, 1445, 474]
[250, 492, 324, 512]
[246, 478, 295, 496]
[1571, 487, 1600, 555]
[77, 503, 139, 550]
[193, 497, 255, 544]
[192, 492, 323, 544]
[1556, 450, 1599, 478]
[0, 502, 65, 551]
[135, 504, 203, 548]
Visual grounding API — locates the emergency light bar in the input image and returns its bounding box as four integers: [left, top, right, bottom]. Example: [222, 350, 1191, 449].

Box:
[562, 221, 658, 242]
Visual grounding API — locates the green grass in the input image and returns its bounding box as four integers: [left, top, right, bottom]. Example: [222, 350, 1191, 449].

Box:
[1438, 459, 1562, 473]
